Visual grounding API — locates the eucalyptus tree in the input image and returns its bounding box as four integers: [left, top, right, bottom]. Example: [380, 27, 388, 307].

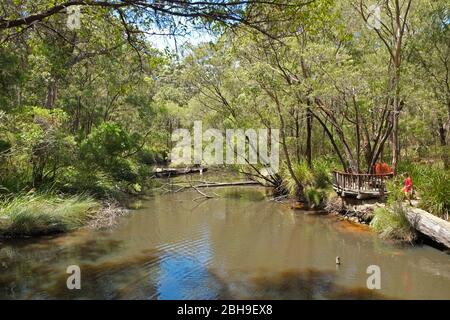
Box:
[227, 0, 391, 175]
[355, 0, 413, 172]
[407, 0, 450, 168]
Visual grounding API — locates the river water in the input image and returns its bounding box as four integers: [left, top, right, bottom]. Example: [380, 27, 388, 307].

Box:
[0, 187, 449, 299]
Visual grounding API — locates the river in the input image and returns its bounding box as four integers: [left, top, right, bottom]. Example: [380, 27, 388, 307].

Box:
[0, 187, 449, 299]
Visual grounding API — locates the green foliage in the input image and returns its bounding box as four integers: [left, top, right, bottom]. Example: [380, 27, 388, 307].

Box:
[80, 122, 136, 164]
[0, 194, 99, 237]
[282, 159, 333, 206]
[312, 159, 333, 189]
[56, 168, 116, 197]
[78, 122, 146, 186]
[397, 162, 428, 188]
[397, 162, 449, 218]
[1, 106, 77, 189]
[419, 171, 449, 219]
[304, 187, 326, 208]
[283, 161, 314, 196]
[370, 203, 417, 243]
[0, 49, 24, 110]
[109, 158, 139, 183]
[385, 178, 405, 205]
[137, 148, 166, 165]
[0, 139, 11, 153]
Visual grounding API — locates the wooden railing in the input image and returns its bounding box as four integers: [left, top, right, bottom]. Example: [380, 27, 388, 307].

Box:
[332, 171, 394, 198]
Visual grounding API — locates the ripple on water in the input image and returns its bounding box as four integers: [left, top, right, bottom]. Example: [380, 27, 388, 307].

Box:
[0, 187, 449, 299]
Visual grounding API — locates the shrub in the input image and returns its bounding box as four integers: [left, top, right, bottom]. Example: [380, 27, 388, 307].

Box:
[79, 122, 144, 186]
[137, 148, 156, 165]
[419, 171, 449, 219]
[109, 158, 139, 183]
[370, 203, 417, 242]
[282, 159, 334, 206]
[56, 167, 117, 197]
[80, 122, 136, 167]
[385, 178, 405, 205]
[137, 148, 167, 165]
[304, 187, 325, 208]
[282, 161, 314, 196]
[312, 159, 332, 189]
[10, 107, 77, 187]
[0, 139, 11, 153]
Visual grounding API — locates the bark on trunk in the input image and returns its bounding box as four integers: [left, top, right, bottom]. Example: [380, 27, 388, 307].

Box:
[306, 107, 312, 168]
[405, 207, 450, 249]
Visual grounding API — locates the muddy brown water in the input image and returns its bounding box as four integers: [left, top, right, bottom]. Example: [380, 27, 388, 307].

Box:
[0, 187, 449, 299]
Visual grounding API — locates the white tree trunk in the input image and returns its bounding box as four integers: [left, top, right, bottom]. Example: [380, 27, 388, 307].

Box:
[405, 208, 450, 248]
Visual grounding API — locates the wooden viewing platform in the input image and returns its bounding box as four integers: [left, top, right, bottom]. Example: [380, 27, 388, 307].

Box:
[332, 171, 394, 199]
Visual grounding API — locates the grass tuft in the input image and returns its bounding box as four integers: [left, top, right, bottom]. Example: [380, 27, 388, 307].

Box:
[397, 162, 449, 219]
[0, 194, 99, 237]
[370, 203, 417, 243]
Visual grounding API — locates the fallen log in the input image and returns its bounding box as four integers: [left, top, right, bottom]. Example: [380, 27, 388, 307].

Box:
[405, 207, 450, 248]
[194, 181, 260, 188]
[153, 167, 207, 178]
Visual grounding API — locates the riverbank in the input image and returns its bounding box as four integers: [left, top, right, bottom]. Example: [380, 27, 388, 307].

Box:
[0, 168, 239, 238]
[0, 194, 128, 238]
[157, 167, 450, 249]
[322, 196, 450, 249]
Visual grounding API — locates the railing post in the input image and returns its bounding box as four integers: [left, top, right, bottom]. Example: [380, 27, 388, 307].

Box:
[332, 171, 393, 199]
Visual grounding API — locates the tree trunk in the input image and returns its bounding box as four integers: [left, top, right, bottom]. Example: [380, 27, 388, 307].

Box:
[438, 119, 449, 169]
[391, 62, 401, 173]
[405, 207, 450, 248]
[272, 95, 304, 200]
[45, 81, 57, 109]
[306, 107, 312, 168]
[295, 110, 301, 163]
[391, 94, 400, 172]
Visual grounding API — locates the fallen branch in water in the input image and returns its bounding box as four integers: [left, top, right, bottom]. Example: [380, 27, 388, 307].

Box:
[270, 195, 288, 202]
[194, 181, 260, 188]
[158, 180, 261, 194]
[86, 200, 129, 229]
[191, 183, 218, 201]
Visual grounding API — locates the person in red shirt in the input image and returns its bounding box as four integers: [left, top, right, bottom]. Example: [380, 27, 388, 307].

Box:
[403, 173, 413, 205]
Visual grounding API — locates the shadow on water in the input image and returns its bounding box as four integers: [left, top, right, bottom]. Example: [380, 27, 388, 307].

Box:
[0, 187, 449, 299]
[45, 249, 160, 299]
[219, 188, 268, 202]
[0, 236, 125, 299]
[0, 240, 435, 300]
[212, 268, 390, 300]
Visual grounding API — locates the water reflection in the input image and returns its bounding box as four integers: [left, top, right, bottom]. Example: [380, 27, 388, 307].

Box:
[0, 187, 449, 299]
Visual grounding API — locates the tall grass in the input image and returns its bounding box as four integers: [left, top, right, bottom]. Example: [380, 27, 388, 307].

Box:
[304, 187, 331, 208]
[397, 162, 449, 219]
[419, 171, 449, 220]
[283, 161, 314, 196]
[370, 203, 417, 243]
[0, 194, 99, 237]
[311, 159, 333, 189]
[282, 159, 333, 207]
[385, 178, 405, 205]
